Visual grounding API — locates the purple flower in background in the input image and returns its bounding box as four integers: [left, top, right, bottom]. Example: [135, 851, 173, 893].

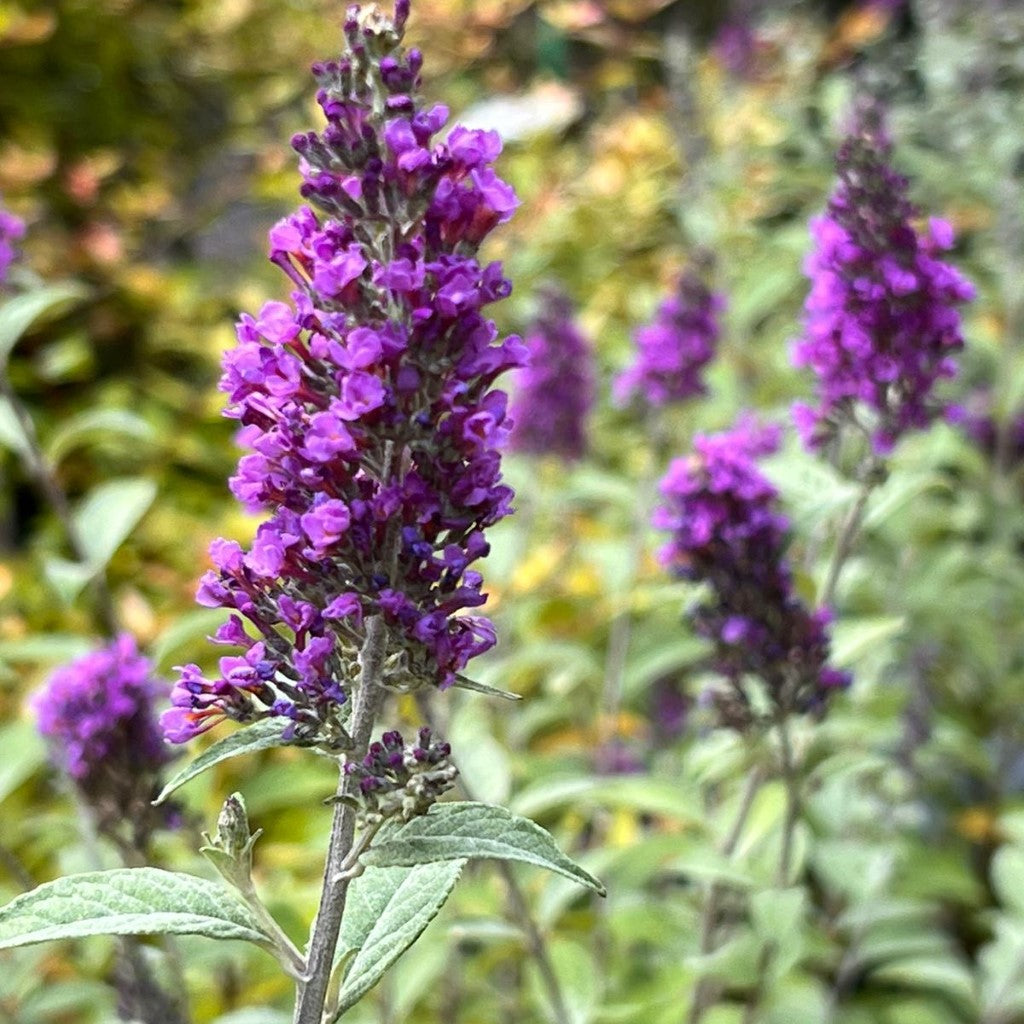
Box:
[508, 284, 594, 461]
[165, 5, 524, 747]
[793, 100, 974, 454]
[654, 418, 850, 721]
[615, 262, 724, 408]
[949, 391, 1024, 470]
[0, 201, 26, 284]
[31, 634, 174, 841]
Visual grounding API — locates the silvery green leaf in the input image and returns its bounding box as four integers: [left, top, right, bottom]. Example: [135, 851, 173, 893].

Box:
[155, 719, 292, 804]
[0, 398, 29, 458]
[0, 720, 46, 804]
[45, 408, 154, 464]
[331, 860, 466, 1017]
[0, 283, 88, 367]
[73, 477, 157, 569]
[0, 868, 273, 950]
[362, 802, 606, 895]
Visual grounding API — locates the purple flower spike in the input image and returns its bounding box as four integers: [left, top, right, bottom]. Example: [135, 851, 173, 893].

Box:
[508, 284, 595, 461]
[654, 417, 850, 723]
[615, 262, 724, 409]
[167, 3, 523, 748]
[792, 100, 975, 453]
[0, 199, 26, 285]
[31, 634, 175, 840]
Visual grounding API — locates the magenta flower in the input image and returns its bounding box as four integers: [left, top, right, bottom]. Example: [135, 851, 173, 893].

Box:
[615, 266, 724, 409]
[508, 284, 594, 461]
[654, 418, 850, 721]
[31, 634, 173, 838]
[164, 4, 524, 747]
[0, 200, 26, 285]
[792, 101, 975, 453]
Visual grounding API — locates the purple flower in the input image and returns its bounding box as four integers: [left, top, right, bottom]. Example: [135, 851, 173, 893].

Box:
[654, 417, 850, 721]
[0, 200, 26, 285]
[792, 100, 975, 453]
[615, 263, 724, 408]
[167, 4, 523, 747]
[507, 284, 594, 462]
[31, 634, 175, 840]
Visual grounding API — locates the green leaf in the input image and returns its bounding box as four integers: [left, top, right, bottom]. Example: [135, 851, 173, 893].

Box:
[0, 720, 46, 804]
[0, 284, 88, 367]
[45, 408, 154, 464]
[73, 476, 157, 568]
[0, 868, 273, 950]
[332, 860, 466, 1017]
[43, 477, 158, 604]
[0, 398, 30, 458]
[211, 1011, 291, 1024]
[511, 774, 700, 822]
[992, 845, 1024, 915]
[154, 719, 293, 804]
[362, 802, 606, 895]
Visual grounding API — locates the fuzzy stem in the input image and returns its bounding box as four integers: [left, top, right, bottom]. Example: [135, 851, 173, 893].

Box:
[685, 765, 764, 1024]
[775, 714, 801, 886]
[293, 615, 387, 1024]
[0, 372, 119, 636]
[499, 860, 571, 1024]
[819, 461, 880, 610]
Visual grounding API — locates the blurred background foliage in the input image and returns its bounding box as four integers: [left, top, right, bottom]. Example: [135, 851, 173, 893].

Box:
[2, 0, 1024, 1021]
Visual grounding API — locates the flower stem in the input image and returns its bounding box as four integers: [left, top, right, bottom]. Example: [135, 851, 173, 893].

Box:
[0, 371, 118, 636]
[775, 714, 800, 886]
[819, 458, 881, 609]
[685, 765, 764, 1024]
[293, 614, 387, 1024]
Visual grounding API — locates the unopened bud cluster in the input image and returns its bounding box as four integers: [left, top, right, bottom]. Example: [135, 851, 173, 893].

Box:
[344, 727, 457, 826]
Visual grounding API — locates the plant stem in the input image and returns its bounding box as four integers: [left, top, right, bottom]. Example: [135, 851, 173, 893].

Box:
[293, 614, 387, 1024]
[0, 372, 118, 636]
[775, 714, 800, 886]
[499, 860, 571, 1024]
[686, 765, 764, 1024]
[819, 462, 880, 610]
[414, 690, 570, 1024]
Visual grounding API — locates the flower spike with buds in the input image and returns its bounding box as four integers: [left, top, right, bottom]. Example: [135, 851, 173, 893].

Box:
[508, 283, 595, 461]
[162, 2, 525, 748]
[614, 260, 724, 409]
[654, 417, 850, 725]
[792, 99, 975, 454]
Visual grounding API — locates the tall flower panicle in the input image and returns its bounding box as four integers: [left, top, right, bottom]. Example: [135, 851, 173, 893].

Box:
[792, 100, 975, 453]
[507, 284, 594, 461]
[0, 200, 25, 285]
[614, 261, 724, 409]
[654, 418, 850, 724]
[164, 4, 524, 748]
[31, 634, 174, 842]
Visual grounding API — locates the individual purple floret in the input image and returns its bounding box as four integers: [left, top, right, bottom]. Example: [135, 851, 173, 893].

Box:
[0, 201, 26, 284]
[508, 284, 594, 461]
[614, 262, 724, 408]
[792, 100, 975, 454]
[164, 5, 524, 748]
[654, 418, 850, 722]
[31, 634, 173, 842]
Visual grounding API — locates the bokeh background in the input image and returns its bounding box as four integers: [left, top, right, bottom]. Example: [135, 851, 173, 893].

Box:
[2, 1, 1024, 1022]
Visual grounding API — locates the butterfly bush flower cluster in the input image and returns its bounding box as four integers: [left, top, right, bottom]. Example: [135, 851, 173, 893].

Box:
[792, 102, 974, 454]
[343, 726, 458, 826]
[654, 419, 850, 725]
[164, 4, 523, 749]
[31, 634, 174, 844]
[508, 283, 594, 461]
[0, 200, 25, 285]
[614, 263, 724, 409]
